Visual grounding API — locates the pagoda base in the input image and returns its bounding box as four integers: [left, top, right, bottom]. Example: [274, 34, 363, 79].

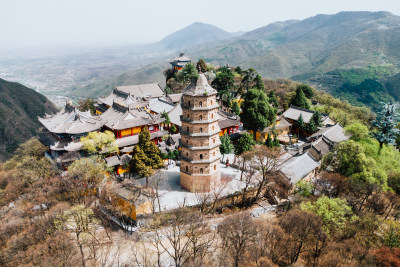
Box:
[180, 171, 221, 193]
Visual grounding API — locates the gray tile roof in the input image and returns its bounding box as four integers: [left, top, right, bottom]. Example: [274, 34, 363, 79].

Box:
[167, 94, 182, 103]
[115, 83, 164, 98]
[38, 103, 102, 135]
[183, 74, 218, 96]
[105, 155, 122, 167]
[100, 102, 165, 130]
[168, 104, 183, 127]
[172, 53, 192, 62]
[280, 152, 320, 183]
[149, 98, 175, 114]
[217, 110, 240, 129]
[282, 105, 329, 124]
[308, 124, 349, 143]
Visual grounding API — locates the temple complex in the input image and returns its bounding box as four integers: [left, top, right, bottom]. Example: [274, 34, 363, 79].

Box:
[180, 73, 221, 192]
[170, 53, 192, 71]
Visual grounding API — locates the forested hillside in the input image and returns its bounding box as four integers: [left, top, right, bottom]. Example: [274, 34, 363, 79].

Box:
[69, 11, 400, 110]
[0, 79, 58, 160]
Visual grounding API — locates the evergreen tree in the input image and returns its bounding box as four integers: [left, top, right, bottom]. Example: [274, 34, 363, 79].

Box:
[268, 90, 279, 107]
[220, 134, 234, 161]
[290, 87, 310, 109]
[131, 145, 153, 185]
[196, 59, 207, 73]
[136, 127, 163, 171]
[311, 111, 322, 127]
[235, 66, 242, 74]
[305, 119, 317, 134]
[211, 67, 235, 103]
[231, 101, 241, 115]
[265, 133, 273, 147]
[180, 63, 199, 82]
[371, 102, 400, 149]
[297, 84, 314, 99]
[241, 88, 276, 140]
[239, 68, 263, 93]
[161, 112, 171, 124]
[170, 124, 177, 133]
[235, 132, 256, 155]
[295, 114, 305, 131]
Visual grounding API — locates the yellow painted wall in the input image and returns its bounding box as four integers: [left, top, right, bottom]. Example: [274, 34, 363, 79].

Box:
[121, 127, 141, 137]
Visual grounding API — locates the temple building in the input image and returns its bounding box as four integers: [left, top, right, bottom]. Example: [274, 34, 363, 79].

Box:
[170, 53, 192, 71]
[180, 73, 221, 192]
[38, 101, 103, 168]
[96, 83, 164, 114]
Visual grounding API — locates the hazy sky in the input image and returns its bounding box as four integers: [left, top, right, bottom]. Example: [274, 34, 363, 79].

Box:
[1, 0, 399, 50]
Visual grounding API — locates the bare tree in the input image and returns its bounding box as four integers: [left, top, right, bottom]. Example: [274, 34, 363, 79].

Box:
[149, 172, 167, 214]
[217, 212, 257, 267]
[250, 145, 284, 201]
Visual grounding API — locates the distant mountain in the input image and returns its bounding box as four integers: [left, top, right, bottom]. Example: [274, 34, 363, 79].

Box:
[69, 11, 400, 110]
[0, 79, 58, 160]
[158, 22, 241, 50]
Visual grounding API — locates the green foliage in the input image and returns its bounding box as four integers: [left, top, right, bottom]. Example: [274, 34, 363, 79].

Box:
[241, 88, 276, 140]
[265, 133, 273, 147]
[268, 90, 279, 107]
[297, 84, 314, 99]
[170, 124, 177, 133]
[384, 221, 400, 248]
[313, 92, 374, 126]
[234, 66, 242, 74]
[239, 68, 264, 94]
[295, 114, 305, 130]
[220, 134, 234, 156]
[211, 67, 235, 100]
[131, 145, 153, 177]
[161, 112, 171, 124]
[295, 180, 314, 197]
[304, 119, 317, 134]
[164, 86, 173, 95]
[176, 63, 199, 83]
[235, 132, 255, 155]
[290, 86, 310, 109]
[301, 196, 353, 234]
[138, 127, 163, 170]
[67, 155, 109, 186]
[345, 122, 370, 141]
[370, 102, 399, 148]
[80, 131, 118, 154]
[196, 59, 208, 73]
[77, 98, 96, 115]
[231, 101, 240, 115]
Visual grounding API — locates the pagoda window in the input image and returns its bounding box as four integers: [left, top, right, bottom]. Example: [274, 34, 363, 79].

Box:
[187, 114, 189, 118]
[200, 154, 203, 159]
[213, 151, 216, 156]
[213, 139, 216, 144]
[212, 125, 215, 131]
[199, 115, 203, 121]
[199, 101, 202, 107]
[211, 100, 213, 105]
[200, 168, 203, 174]
[188, 101, 191, 107]
[200, 128, 203, 133]
[214, 165, 216, 170]
[211, 113, 214, 119]
[187, 126, 189, 132]
[186, 166, 188, 172]
[186, 152, 188, 157]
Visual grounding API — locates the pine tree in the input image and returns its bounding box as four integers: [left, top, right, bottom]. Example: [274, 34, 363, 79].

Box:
[371, 102, 400, 149]
[231, 101, 241, 115]
[196, 59, 208, 73]
[311, 111, 322, 127]
[297, 84, 314, 99]
[265, 133, 273, 147]
[290, 87, 310, 109]
[295, 114, 305, 130]
[220, 134, 234, 160]
[305, 119, 317, 134]
[241, 88, 276, 140]
[268, 90, 279, 107]
[235, 132, 256, 155]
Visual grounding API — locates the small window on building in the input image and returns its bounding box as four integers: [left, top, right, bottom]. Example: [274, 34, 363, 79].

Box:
[186, 152, 188, 157]
[186, 140, 188, 144]
[200, 168, 203, 174]
[187, 126, 189, 132]
[211, 100, 213, 105]
[188, 101, 191, 106]
[211, 113, 214, 119]
[200, 154, 203, 159]
[213, 139, 216, 144]
[200, 115, 203, 121]
[199, 101, 202, 107]
[200, 128, 203, 133]
[214, 165, 216, 170]
[212, 125, 214, 131]
[213, 151, 215, 156]
[186, 166, 188, 172]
